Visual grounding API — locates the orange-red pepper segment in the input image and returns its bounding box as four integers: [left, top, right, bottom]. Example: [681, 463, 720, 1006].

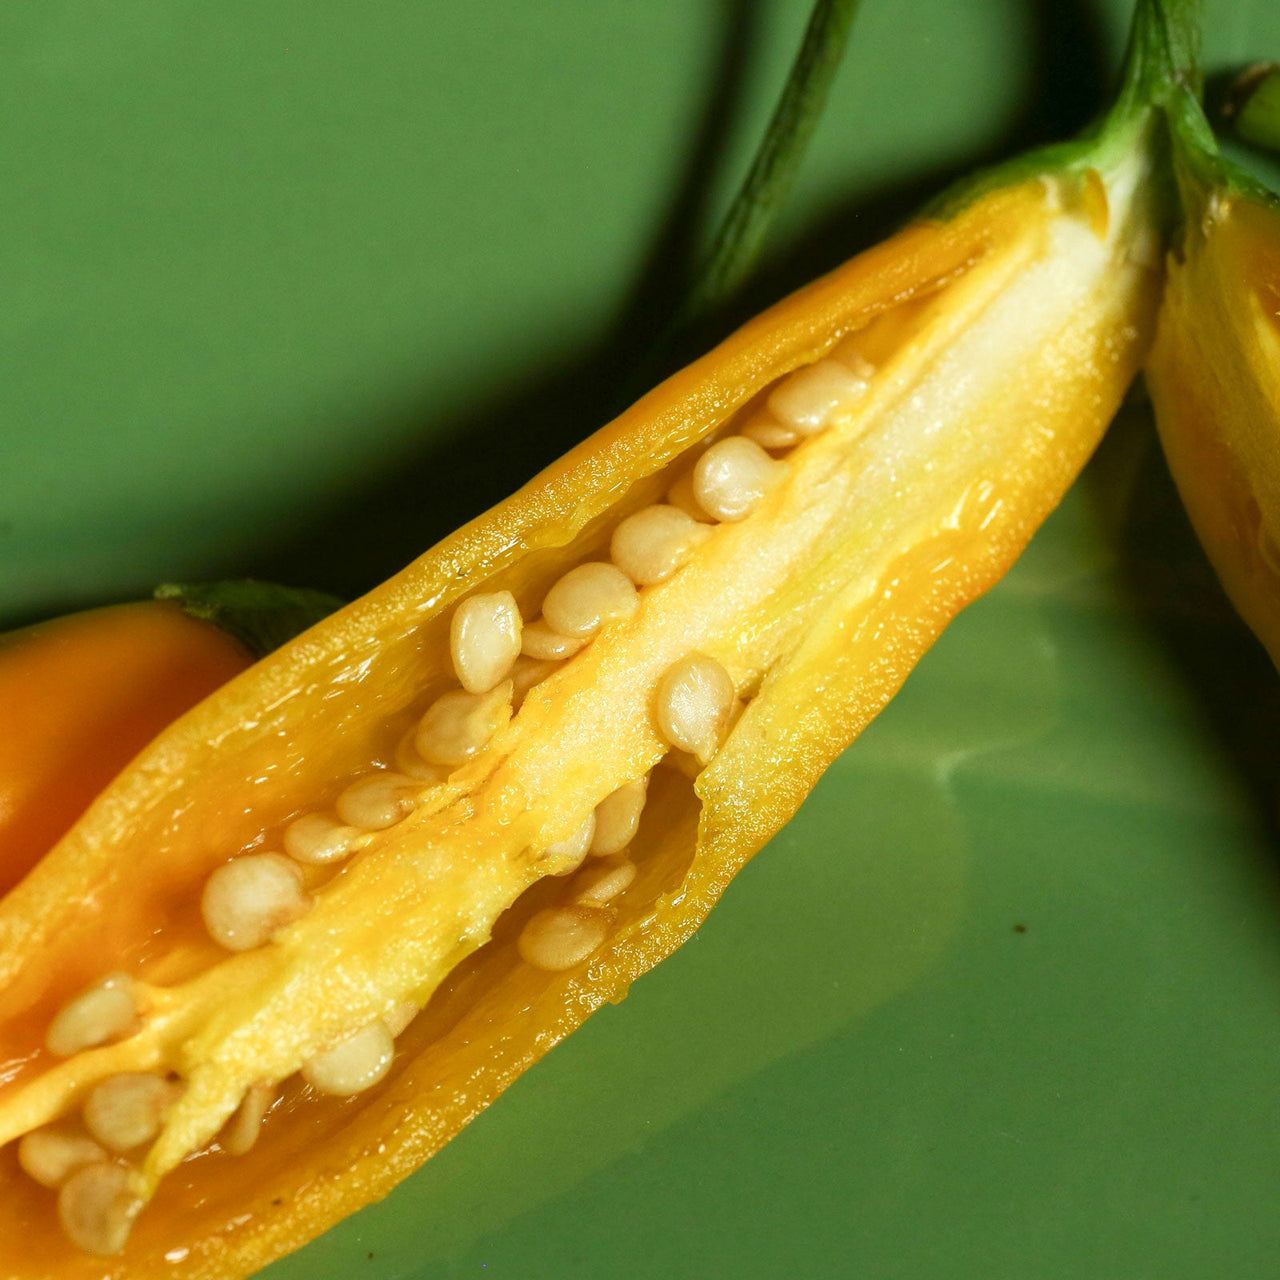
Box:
[0, 603, 251, 899]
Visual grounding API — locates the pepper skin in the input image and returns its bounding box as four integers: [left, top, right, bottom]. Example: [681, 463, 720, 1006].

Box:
[0, 603, 251, 900]
[1146, 125, 1280, 665]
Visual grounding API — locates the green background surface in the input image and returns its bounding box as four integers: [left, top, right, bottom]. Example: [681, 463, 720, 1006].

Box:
[5, 2, 1280, 1277]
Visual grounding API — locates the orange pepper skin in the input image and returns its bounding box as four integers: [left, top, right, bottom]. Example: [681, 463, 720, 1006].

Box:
[0, 142, 1162, 1274]
[1146, 190, 1280, 665]
[0, 603, 251, 899]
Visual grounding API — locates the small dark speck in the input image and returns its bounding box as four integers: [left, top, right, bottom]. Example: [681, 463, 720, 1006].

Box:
[271, 1197, 283, 1207]
[1013, 923, 1027, 934]
[367, 1253, 374, 1261]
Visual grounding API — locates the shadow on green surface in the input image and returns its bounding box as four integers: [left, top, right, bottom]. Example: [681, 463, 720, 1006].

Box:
[248, 0, 1112, 602]
[247, 0, 765, 599]
[1083, 399, 1280, 874]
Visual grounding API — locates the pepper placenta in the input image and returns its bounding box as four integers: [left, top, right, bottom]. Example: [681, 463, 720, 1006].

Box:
[0, 2, 1199, 1275]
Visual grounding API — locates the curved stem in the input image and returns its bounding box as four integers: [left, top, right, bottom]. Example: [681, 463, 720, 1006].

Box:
[1113, 0, 1202, 122]
[676, 0, 863, 330]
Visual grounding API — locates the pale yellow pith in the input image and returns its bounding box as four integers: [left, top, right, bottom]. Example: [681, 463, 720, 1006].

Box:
[0, 156, 1154, 1228]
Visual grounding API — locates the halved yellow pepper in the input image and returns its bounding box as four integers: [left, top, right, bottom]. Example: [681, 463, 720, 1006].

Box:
[0, 8, 1183, 1277]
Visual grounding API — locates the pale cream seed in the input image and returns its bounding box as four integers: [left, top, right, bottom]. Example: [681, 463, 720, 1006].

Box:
[741, 413, 802, 450]
[610, 505, 711, 586]
[829, 344, 877, 381]
[415, 680, 512, 767]
[222, 1082, 276, 1157]
[46, 972, 137, 1058]
[572, 856, 637, 907]
[201, 853, 311, 952]
[766, 355, 870, 435]
[83, 1073, 180, 1154]
[655, 653, 736, 764]
[510, 655, 561, 706]
[334, 771, 418, 831]
[692, 437, 786, 522]
[58, 1162, 143, 1258]
[591, 779, 648, 855]
[544, 812, 597, 875]
[520, 618, 585, 661]
[302, 1020, 395, 1097]
[393, 728, 448, 782]
[666, 469, 712, 522]
[383, 1001, 419, 1038]
[450, 590, 522, 693]
[517, 906, 610, 972]
[283, 813, 360, 866]
[18, 1129, 107, 1189]
[541, 562, 638, 639]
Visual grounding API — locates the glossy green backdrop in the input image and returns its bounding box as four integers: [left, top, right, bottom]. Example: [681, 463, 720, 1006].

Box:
[5, 2, 1280, 1277]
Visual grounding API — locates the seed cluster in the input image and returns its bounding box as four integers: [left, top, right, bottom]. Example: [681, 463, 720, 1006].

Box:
[14, 344, 874, 1257]
[18, 1129, 106, 1189]
[17, 1069, 179, 1257]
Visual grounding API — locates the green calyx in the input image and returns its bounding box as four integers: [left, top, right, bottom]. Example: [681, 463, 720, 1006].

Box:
[155, 580, 344, 659]
[926, 0, 1202, 223]
[1167, 85, 1280, 212]
[1124, 4, 1280, 226]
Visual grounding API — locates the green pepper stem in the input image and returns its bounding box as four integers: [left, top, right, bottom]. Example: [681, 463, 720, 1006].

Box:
[1112, 0, 1202, 122]
[1150, 13, 1280, 213]
[675, 0, 863, 331]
